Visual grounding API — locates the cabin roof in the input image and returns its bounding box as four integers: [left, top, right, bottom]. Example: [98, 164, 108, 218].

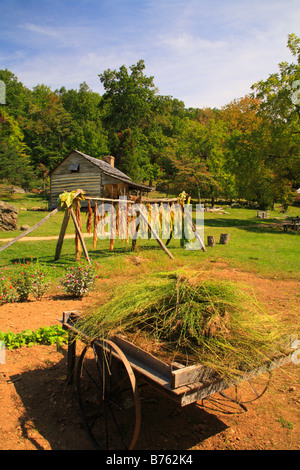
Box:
[73, 150, 132, 182]
[51, 150, 152, 191]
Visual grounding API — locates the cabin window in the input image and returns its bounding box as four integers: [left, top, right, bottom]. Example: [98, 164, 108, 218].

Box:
[69, 163, 80, 172]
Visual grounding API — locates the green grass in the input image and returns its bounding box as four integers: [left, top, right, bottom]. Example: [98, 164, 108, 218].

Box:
[0, 191, 74, 239]
[0, 191, 299, 280]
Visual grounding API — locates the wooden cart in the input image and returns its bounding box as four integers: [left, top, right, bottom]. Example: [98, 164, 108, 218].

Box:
[60, 311, 293, 450]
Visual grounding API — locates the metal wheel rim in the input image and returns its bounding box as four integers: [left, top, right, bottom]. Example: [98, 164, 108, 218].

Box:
[220, 372, 272, 408]
[75, 339, 141, 450]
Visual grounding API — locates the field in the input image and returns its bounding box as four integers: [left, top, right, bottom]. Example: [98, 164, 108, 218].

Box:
[0, 191, 299, 450]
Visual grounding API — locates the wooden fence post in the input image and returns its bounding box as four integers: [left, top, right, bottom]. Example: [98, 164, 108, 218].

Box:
[207, 236, 216, 247]
[220, 233, 230, 245]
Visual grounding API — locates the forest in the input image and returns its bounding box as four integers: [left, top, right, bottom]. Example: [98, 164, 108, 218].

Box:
[0, 34, 300, 210]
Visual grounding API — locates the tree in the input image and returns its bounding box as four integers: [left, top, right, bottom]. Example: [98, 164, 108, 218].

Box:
[250, 33, 300, 205]
[99, 60, 157, 131]
[220, 96, 268, 205]
[23, 85, 74, 170]
[99, 60, 159, 179]
[0, 69, 31, 119]
[0, 108, 34, 189]
[114, 128, 138, 179]
[59, 83, 109, 157]
[171, 115, 227, 204]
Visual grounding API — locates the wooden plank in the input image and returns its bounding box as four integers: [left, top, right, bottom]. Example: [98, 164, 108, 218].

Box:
[137, 205, 174, 260]
[142, 198, 178, 203]
[55, 206, 71, 260]
[70, 208, 91, 265]
[112, 335, 172, 378]
[85, 196, 134, 204]
[171, 364, 217, 388]
[180, 352, 294, 406]
[0, 206, 60, 253]
[109, 347, 172, 390]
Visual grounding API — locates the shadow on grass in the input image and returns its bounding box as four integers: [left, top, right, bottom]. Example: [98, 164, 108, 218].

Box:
[203, 217, 289, 228]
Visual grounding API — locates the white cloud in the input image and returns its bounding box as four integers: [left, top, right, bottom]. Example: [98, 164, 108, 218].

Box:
[1, 0, 300, 108]
[160, 33, 228, 54]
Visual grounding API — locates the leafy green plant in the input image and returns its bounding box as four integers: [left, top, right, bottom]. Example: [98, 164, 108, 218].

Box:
[0, 325, 68, 350]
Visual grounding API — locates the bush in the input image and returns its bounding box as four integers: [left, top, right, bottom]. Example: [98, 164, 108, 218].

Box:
[0, 261, 50, 304]
[0, 269, 18, 303]
[59, 262, 96, 298]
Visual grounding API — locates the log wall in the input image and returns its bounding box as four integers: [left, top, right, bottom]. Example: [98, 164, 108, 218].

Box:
[50, 152, 102, 209]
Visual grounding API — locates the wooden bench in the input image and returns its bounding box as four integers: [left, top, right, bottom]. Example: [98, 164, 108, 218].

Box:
[283, 217, 300, 232]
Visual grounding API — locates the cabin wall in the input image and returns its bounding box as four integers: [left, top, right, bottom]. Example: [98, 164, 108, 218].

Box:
[49, 152, 102, 209]
[49, 151, 131, 209]
[102, 174, 128, 199]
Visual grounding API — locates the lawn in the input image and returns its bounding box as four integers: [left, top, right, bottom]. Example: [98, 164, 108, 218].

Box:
[0, 191, 299, 281]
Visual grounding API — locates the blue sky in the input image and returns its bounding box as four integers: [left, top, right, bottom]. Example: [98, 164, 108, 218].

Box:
[1, 0, 299, 108]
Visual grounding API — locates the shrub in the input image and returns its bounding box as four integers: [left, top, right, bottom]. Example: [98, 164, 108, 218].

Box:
[0, 261, 50, 304]
[0, 268, 18, 303]
[60, 262, 96, 298]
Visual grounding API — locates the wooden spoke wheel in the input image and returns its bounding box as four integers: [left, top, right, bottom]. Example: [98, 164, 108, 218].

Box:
[75, 339, 141, 450]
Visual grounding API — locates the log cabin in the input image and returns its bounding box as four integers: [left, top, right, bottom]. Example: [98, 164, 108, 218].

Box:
[49, 149, 151, 209]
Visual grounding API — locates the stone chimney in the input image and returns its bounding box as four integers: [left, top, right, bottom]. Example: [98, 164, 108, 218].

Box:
[103, 155, 115, 167]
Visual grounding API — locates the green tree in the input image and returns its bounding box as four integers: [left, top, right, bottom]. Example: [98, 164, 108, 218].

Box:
[59, 82, 108, 157]
[0, 108, 34, 189]
[99, 60, 157, 131]
[0, 69, 31, 119]
[99, 60, 159, 179]
[251, 33, 300, 206]
[23, 85, 73, 170]
[171, 114, 227, 204]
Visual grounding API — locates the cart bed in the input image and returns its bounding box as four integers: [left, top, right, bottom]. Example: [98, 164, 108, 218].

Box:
[61, 310, 293, 407]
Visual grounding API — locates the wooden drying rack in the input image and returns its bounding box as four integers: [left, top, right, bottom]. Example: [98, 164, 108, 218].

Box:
[0, 189, 206, 263]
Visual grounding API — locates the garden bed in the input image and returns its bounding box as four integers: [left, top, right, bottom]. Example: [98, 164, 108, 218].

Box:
[0, 266, 299, 450]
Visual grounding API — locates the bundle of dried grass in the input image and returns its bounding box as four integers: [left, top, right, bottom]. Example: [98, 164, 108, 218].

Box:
[86, 201, 93, 234]
[77, 270, 294, 380]
[93, 203, 100, 249]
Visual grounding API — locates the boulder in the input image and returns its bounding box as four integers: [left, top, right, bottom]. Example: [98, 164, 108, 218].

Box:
[0, 201, 18, 231]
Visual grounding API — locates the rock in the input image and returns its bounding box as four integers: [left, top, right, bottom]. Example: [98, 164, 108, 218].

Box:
[9, 187, 25, 194]
[0, 201, 18, 231]
[20, 224, 30, 231]
[128, 256, 144, 265]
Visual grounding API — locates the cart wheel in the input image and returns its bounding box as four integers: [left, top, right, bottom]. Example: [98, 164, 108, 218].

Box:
[219, 372, 272, 411]
[75, 339, 141, 450]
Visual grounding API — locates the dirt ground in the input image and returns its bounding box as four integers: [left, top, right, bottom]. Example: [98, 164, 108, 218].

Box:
[0, 265, 299, 451]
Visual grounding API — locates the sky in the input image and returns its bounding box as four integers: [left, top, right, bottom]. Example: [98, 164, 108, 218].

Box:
[0, 0, 300, 109]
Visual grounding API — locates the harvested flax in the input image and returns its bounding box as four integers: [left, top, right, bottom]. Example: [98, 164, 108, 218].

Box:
[77, 270, 294, 380]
